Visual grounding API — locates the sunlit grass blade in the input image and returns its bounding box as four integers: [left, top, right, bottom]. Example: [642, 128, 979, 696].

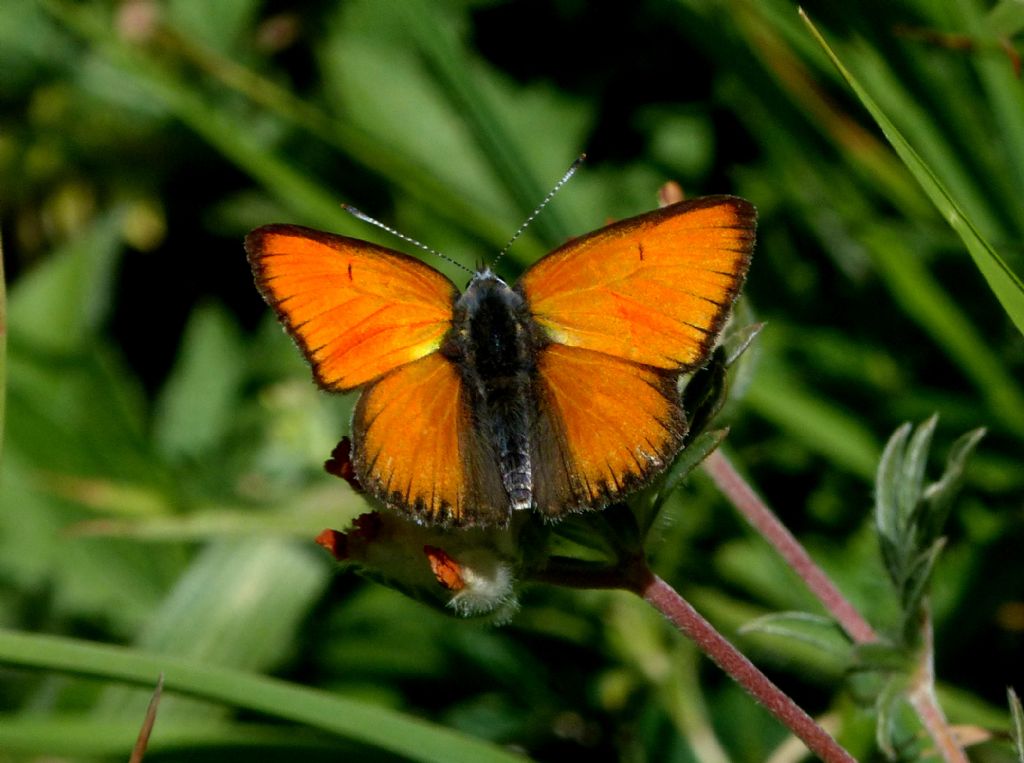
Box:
[0, 231, 6, 466]
[93, 540, 327, 720]
[743, 361, 880, 480]
[68, 504, 351, 540]
[0, 715, 337, 757]
[800, 9, 1024, 335]
[0, 629, 526, 763]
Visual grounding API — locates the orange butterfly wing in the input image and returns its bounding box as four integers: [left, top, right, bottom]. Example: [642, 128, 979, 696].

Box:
[351, 352, 506, 525]
[246, 224, 457, 391]
[247, 224, 506, 525]
[520, 196, 755, 370]
[521, 196, 755, 512]
[530, 344, 687, 514]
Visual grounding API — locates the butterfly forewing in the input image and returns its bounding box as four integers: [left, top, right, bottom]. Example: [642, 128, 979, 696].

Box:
[246, 224, 457, 392]
[519, 196, 755, 371]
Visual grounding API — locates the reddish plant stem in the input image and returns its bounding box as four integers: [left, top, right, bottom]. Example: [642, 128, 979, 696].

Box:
[703, 450, 877, 645]
[537, 558, 857, 762]
[129, 673, 163, 763]
[631, 566, 856, 763]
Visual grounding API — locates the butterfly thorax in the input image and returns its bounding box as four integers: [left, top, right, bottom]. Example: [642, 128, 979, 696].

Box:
[444, 270, 539, 514]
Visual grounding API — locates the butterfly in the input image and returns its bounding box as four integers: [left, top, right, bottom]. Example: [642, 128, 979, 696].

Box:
[246, 195, 755, 527]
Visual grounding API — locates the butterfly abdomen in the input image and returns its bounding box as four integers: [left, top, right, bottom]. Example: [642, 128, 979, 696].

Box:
[449, 272, 539, 513]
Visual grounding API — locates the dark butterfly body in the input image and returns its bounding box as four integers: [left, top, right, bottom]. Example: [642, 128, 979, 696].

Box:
[445, 272, 538, 513]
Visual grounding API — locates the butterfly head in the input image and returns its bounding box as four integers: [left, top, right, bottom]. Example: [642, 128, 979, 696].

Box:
[466, 266, 507, 288]
[454, 267, 522, 333]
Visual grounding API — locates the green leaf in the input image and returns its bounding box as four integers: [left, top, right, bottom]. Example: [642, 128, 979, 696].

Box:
[738, 611, 850, 657]
[987, 0, 1024, 36]
[168, 0, 259, 53]
[875, 677, 904, 761]
[723, 322, 764, 368]
[872, 415, 985, 646]
[875, 422, 912, 561]
[861, 225, 1024, 436]
[902, 415, 938, 535]
[743, 359, 881, 480]
[852, 641, 913, 674]
[0, 628, 525, 763]
[7, 209, 124, 352]
[899, 539, 945, 643]
[956, 0, 1024, 216]
[393, 0, 578, 248]
[659, 429, 729, 501]
[921, 427, 986, 541]
[801, 9, 1024, 335]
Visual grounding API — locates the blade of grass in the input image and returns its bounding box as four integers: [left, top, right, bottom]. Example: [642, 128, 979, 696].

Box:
[849, 41, 1006, 240]
[800, 9, 1024, 335]
[0, 231, 6, 466]
[92, 539, 327, 721]
[0, 629, 526, 763]
[68, 504, 352, 540]
[953, 0, 1024, 225]
[0, 716, 337, 756]
[743, 360, 881, 480]
[732, 0, 931, 222]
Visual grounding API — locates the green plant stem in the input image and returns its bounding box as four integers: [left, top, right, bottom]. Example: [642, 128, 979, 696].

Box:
[703, 450, 877, 644]
[538, 558, 856, 763]
[907, 603, 968, 763]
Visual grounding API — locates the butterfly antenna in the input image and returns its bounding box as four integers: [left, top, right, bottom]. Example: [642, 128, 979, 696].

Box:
[341, 204, 474, 275]
[492, 153, 586, 269]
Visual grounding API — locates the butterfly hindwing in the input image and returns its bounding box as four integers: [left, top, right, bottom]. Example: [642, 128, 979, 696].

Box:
[519, 196, 755, 371]
[531, 344, 687, 515]
[246, 224, 458, 392]
[352, 352, 508, 526]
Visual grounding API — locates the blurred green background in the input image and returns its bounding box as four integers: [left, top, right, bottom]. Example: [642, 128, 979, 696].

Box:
[1, 0, 1022, 760]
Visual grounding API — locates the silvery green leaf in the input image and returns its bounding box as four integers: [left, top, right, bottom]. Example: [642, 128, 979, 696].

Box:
[921, 427, 986, 542]
[738, 610, 850, 656]
[1009, 687, 1024, 763]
